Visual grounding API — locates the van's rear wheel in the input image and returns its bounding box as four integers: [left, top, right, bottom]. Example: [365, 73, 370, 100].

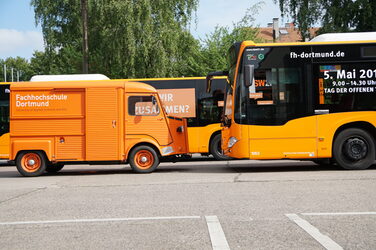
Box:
[129, 146, 159, 173]
[16, 151, 47, 177]
[333, 128, 375, 170]
[210, 134, 231, 160]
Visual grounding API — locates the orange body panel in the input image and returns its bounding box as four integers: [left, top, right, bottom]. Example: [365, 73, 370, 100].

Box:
[316, 112, 376, 158]
[165, 117, 188, 154]
[11, 138, 54, 160]
[223, 112, 376, 160]
[187, 124, 221, 153]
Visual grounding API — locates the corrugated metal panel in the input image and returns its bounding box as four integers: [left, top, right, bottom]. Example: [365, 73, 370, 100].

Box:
[56, 136, 84, 160]
[86, 88, 119, 161]
[11, 119, 84, 136]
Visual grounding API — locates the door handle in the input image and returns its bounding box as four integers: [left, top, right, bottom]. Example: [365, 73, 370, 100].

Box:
[112, 120, 117, 128]
[157, 117, 163, 121]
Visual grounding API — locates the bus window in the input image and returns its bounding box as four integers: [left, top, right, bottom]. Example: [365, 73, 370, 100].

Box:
[246, 67, 304, 125]
[197, 80, 225, 126]
[315, 62, 376, 112]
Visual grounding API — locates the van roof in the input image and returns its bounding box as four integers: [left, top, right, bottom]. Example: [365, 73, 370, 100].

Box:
[10, 80, 157, 93]
[30, 74, 110, 81]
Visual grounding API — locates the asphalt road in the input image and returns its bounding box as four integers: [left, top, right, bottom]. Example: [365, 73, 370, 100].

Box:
[0, 158, 375, 250]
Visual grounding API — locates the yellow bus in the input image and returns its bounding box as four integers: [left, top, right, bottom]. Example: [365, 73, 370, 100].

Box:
[207, 35, 376, 170]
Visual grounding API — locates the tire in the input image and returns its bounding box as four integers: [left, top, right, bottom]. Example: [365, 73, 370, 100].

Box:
[210, 134, 231, 161]
[129, 145, 159, 173]
[333, 128, 375, 170]
[16, 151, 47, 177]
[46, 163, 65, 173]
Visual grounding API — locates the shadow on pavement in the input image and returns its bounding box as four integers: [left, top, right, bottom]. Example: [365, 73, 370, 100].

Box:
[1, 159, 375, 178]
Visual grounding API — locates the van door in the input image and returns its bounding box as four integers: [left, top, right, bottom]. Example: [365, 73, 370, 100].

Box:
[86, 88, 120, 161]
[125, 94, 172, 146]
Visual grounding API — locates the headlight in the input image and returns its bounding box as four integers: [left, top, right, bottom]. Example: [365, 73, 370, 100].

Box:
[228, 137, 239, 148]
[162, 146, 174, 155]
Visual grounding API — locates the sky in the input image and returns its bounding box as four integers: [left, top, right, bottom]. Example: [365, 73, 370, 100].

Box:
[0, 0, 285, 60]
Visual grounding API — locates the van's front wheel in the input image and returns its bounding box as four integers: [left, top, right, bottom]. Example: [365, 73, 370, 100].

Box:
[16, 151, 47, 177]
[333, 128, 375, 170]
[129, 146, 159, 173]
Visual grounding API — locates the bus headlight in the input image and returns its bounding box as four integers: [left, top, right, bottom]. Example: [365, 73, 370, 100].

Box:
[228, 137, 239, 148]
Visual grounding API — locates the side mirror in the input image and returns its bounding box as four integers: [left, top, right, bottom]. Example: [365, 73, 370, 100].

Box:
[206, 71, 229, 93]
[244, 65, 254, 87]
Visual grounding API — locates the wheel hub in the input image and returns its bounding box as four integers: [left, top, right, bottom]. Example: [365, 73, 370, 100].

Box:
[21, 153, 42, 173]
[344, 138, 367, 161]
[140, 156, 148, 163]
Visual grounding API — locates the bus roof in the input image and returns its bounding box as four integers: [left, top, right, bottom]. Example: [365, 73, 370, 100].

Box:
[29, 74, 227, 83]
[310, 32, 376, 42]
[123, 76, 227, 82]
[241, 37, 376, 48]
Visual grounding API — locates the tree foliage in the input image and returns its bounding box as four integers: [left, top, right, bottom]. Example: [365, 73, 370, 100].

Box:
[275, 0, 376, 40]
[198, 4, 264, 73]
[31, 0, 199, 78]
[1, 1, 263, 82]
[0, 57, 33, 82]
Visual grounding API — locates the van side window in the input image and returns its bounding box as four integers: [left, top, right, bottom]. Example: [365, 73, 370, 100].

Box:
[128, 96, 160, 116]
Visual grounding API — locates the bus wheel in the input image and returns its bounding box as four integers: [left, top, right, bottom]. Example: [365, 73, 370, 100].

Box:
[333, 128, 375, 170]
[210, 134, 231, 160]
[129, 146, 159, 173]
[46, 163, 65, 173]
[16, 151, 47, 177]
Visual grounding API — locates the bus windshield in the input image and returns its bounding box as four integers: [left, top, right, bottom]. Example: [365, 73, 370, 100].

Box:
[227, 44, 238, 87]
[222, 44, 240, 126]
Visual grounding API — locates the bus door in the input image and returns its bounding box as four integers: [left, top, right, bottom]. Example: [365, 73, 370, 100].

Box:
[125, 94, 172, 146]
[244, 59, 317, 159]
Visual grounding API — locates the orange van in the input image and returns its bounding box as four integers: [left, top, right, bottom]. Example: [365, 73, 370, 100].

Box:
[9, 80, 188, 177]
